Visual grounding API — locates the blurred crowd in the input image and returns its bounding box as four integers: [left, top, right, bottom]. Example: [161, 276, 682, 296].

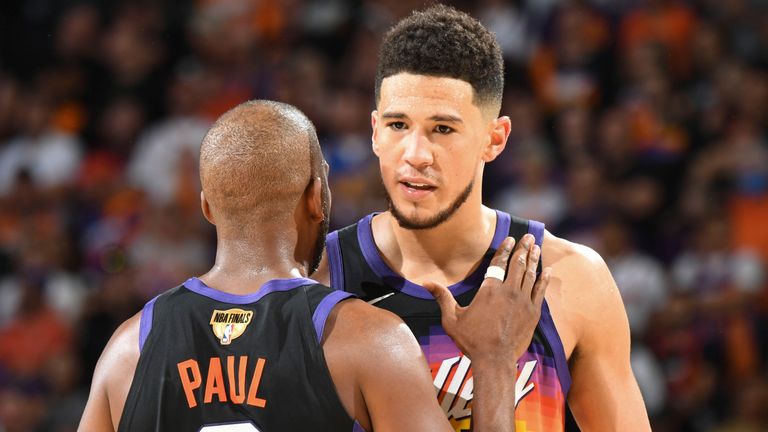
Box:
[0, 0, 766, 431]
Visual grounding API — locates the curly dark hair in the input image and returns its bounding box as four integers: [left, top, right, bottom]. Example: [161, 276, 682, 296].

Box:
[375, 4, 504, 112]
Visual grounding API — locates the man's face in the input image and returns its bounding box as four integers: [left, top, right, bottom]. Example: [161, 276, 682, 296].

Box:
[372, 73, 492, 229]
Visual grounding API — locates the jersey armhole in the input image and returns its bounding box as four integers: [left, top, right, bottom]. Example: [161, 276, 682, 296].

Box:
[138, 295, 159, 352]
[327, 230, 345, 292]
[311, 290, 355, 343]
[527, 219, 572, 395]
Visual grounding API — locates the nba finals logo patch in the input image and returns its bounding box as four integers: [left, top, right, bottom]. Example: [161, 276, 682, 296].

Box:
[209, 309, 253, 345]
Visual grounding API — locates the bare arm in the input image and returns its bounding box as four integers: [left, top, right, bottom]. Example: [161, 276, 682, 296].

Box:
[560, 243, 651, 431]
[323, 299, 453, 432]
[78, 313, 141, 432]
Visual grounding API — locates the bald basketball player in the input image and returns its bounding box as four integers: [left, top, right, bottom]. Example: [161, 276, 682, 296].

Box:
[78, 100, 549, 431]
[316, 5, 651, 431]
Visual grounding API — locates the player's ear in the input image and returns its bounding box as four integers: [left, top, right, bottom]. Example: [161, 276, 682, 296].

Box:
[371, 110, 380, 156]
[305, 176, 324, 223]
[482, 115, 511, 163]
[200, 191, 215, 225]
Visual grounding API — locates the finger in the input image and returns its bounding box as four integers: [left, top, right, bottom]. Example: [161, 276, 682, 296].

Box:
[505, 233, 533, 293]
[423, 281, 459, 322]
[481, 237, 515, 287]
[489, 237, 515, 273]
[521, 244, 540, 299]
[531, 267, 551, 309]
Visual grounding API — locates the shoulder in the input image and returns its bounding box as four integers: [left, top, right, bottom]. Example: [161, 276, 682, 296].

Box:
[94, 312, 142, 397]
[322, 297, 422, 381]
[543, 230, 615, 291]
[81, 311, 143, 429]
[541, 231, 629, 353]
[323, 298, 416, 355]
[319, 297, 424, 426]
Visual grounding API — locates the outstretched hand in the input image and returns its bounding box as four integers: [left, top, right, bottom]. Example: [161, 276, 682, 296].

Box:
[423, 234, 550, 366]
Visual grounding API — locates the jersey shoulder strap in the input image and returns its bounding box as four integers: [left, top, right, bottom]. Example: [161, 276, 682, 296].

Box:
[327, 220, 381, 297]
[303, 283, 356, 342]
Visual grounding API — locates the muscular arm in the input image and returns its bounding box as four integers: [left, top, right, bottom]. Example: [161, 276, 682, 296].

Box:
[78, 313, 141, 432]
[323, 299, 451, 431]
[554, 241, 650, 431]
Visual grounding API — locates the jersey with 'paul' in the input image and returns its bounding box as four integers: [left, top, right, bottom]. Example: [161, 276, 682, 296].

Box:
[118, 277, 364, 432]
[325, 211, 572, 432]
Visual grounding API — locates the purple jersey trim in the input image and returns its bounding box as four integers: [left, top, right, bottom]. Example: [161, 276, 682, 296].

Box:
[353, 420, 366, 432]
[312, 290, 355, 343]
[138, 295, 159, 352]
[528, 219, 545, 247]
[355, 211, 511, 299]
[527, 220, 572, 395]
[183, 277, 318, 304]
[540, 299, 572, 395]
[326, 230, 345, 292]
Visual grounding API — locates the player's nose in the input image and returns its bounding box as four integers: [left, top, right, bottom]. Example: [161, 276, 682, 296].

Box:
[402, 130, 434, 169]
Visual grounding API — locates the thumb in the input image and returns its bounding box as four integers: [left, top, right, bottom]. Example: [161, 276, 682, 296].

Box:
[423, 281, 458, 320]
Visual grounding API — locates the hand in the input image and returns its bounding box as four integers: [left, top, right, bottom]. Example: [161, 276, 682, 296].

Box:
[424, 234, 551, 366]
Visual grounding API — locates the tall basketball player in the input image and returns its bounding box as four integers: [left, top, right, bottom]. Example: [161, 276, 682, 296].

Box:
[78, 100, 549, 431]
[315, 5, 651, 431]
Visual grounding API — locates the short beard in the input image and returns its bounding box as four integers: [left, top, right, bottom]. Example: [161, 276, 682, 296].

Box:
[309, 178, 331, 275]
[309, 216, 329, 275]
[387, 179, 474, 230]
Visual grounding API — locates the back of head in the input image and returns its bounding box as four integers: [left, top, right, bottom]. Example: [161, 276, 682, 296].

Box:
[199, 100, 320, 229]
[375, 4, 504, 114]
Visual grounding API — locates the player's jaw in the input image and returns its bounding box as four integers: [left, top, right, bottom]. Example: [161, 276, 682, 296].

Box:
[386, 175, 474, 230]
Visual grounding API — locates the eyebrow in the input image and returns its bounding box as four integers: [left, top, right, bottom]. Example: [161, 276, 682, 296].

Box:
[380, 112, 463, 123]
[428, 114, 463, 123]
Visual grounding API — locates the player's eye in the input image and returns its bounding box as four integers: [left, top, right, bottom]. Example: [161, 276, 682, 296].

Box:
[435, 125, 453, 134]
[388, 121, 407, 131]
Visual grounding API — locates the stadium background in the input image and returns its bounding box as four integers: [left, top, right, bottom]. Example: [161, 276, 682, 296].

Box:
[0, 0, 766, 430]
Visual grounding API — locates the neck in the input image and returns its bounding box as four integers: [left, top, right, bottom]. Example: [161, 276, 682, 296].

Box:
[199, 226, 309, 295]
[373, 194, 498, 285]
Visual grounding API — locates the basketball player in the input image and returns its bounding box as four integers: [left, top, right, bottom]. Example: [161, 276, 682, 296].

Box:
[315, 5, 651, 431]
[78, 100, 550, 431]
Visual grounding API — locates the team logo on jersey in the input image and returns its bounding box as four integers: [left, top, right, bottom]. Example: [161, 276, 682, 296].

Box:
[209, 308, 253, 345]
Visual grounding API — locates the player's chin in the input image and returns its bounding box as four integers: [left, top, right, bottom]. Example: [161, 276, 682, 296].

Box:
[390, 205, 443, 230]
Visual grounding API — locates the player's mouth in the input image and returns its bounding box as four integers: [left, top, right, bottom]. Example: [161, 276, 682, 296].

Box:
[398, 179, 437, 199]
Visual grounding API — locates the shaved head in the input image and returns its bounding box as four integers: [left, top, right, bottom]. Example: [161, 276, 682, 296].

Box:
[199, 100, 323, 228]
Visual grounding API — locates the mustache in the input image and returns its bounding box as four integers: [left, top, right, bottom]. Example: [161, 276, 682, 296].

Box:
[394, 168, 440, 182]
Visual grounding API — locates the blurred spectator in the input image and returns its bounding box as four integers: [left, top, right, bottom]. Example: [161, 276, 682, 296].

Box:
[598, 215, 668, 338]
[555, 156, 605, 249]
[712, 377, 768, 432]
[0, 89, 82, 196]
[38, 351, 87, 432]
[476, 0, 532, 63]
[127, 66, 211, 207]
[128, 205, 210, 299]
[671, 215, 764, 383]
[529, 1, 609, 112]
[597, 214, 668, 416]
[493, 143, 566, 227]
[0, 382, 46, 432]
[0, 272, 72, 379]
[619, 0, 697, 79]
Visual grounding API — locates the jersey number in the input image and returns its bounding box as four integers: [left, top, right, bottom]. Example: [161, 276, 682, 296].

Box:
[199, 422, 261, 432]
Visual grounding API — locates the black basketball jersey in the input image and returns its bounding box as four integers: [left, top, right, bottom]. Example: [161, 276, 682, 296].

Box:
[325, 211, 571, 432]
[119, 277, 363, 432]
